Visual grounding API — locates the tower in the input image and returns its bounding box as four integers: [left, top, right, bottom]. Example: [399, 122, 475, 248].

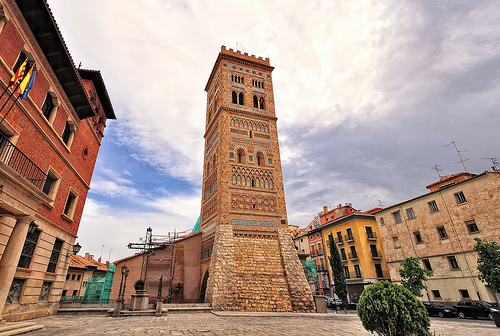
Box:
[199, 46, 314, 312]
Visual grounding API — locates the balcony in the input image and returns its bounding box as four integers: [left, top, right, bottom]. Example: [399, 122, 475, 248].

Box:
[376, 270, 390, 279]
[366, 231, 377, 240]
[350, 271, 362, 279]
[0, 133, 51, 193]
[344, 234, 354, 243]
[348, 252, 358, 261]
[317, 248, 324, 256]
[334, 237, 344, 245]
[340, 254, 348, 262]
[371, 250, 383, 259]
[310, 252, 317, 258]
[316, 266, 328, 273]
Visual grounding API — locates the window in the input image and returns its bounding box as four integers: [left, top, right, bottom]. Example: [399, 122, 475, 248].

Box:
[406, 208, 415, 219]
[354, 264, 362, 278]
[349, 246, 358, 259]
[47, 239, 64, 273]
[340, 248, 347, 261]
[232, 91, 237, 104]
[268, 158, 272, 164]
[393, 236, 401, 248]
[72, 290, 78, 297]
[428, 200, 439, 212]
[66, 274, 70, 280]
[61, 121, 75, 147]
[62, 290, 67, 297]
[6, 279, 25, 304]
[422, 259, 432, 271]
[238, 92, 244, 105]
[413, 231, 423, 244]
[365, 226, 376, 239]
[344, 266, 350, 279]
[437, 226, 448, 239]
[316, 233, 320, 238]
[18, 228, 40, 268]
[256, 152, 264, 167]
[41, 93, 55, 121]
[370, 244, 380, 258]
[379, 217, 385, 226]
[63, 189, 79, 219]
[454, 191, 467, 204]
[448, 256, 459, 269]
[465, 219, 479, 233]
[345, 228, 353, 241]
[374, 264, 384, 278]
[459, 289, 470, 299]
[253, 95, 258, 108]
[229, 152, 234, 158]
[42, 167, 61, 201]
[392, 210, 402, 223]
[12, 52, 27, 74]
[237, 149, 245, 164]
[259, 97, 264, 109]
[38, 281, 51, 302]
[432, 290, 441, 299]
[71, 274, 76, 281]
[77, 274, 81, 281]
[336, 231, 343, 244]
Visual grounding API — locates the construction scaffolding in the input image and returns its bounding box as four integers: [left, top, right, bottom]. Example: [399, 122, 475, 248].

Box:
[127, 227, 191, 302]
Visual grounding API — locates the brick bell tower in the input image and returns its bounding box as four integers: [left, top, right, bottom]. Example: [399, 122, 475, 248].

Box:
[199, 46, 315, 312]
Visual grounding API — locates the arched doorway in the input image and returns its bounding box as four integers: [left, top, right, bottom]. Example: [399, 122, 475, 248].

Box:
[199, 271, 209, 302]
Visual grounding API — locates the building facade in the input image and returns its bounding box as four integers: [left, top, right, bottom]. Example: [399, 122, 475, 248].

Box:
[320, 205, 389, 302]
[0, 0, 115, 322]
[200, 46, 314, 312]
[375, 172, 500, 304]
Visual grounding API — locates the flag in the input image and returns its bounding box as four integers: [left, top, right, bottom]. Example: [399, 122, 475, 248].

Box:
[20, 69, 37, 100]
[9, 59, 28, 87]
[16, 65, 33, 96]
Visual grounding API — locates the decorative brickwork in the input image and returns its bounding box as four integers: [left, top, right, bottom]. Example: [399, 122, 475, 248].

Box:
[201, 46, 315, 312]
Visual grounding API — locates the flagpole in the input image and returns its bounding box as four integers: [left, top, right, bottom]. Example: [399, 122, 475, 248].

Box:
[0, 77, 26, 113]
[0, 94, 21, 125]
[0, 85, 10, 102]
[0, 57, 30, 102]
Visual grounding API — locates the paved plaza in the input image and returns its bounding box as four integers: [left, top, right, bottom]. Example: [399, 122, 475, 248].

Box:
[24, 312, 498, 336]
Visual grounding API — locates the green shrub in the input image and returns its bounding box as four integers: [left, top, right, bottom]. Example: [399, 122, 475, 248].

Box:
[357, 281, 430, 336]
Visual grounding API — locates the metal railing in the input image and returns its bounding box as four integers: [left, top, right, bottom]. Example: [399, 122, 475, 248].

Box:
[371, 250, 383, 259]
[376, 270, 390, 279]
[348, 252, 358, 260]
[366, 231, 377, 240]
[0, 133, 50, 192]
[344, 234, 354, 242]
[310, 252, 317, 258]
[317, 248, 324, 256]
[340, 254, 348, 262]
[335, 237, 344, 245]
[350, 271, 362, 279]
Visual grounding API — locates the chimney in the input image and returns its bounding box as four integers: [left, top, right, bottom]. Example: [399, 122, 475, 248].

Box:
[85, 253, 90, 260]
[98, 257, 101, 263]
[323, 206, 328, 213]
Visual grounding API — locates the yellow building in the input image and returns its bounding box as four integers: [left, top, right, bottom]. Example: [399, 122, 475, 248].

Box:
[320, 205, 390, 302]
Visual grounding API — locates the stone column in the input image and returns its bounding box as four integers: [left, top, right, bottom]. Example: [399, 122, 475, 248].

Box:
[0, 215, 32, 324]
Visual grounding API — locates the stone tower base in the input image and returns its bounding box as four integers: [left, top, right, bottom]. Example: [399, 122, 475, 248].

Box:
[205, 224, 315, 312]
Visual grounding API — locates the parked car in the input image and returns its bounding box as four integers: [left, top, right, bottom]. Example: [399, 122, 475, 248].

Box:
[327, 298, 357, 310]
[422, 301, 457, 318]
[455, 300, 499, 320]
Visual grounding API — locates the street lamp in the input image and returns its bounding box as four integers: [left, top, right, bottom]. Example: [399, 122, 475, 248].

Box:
[67, 242, 82, 257]
[118, 265, 129, 302]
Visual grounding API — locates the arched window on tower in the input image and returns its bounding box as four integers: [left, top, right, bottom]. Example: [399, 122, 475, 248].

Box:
[259, 97, 264, 109]
[238, 92, 244, 105]
[253, 95, 258, 108]
[237, 149, 245, 164]
[256, 152, 265, 167]
[232, 91, 237, 104]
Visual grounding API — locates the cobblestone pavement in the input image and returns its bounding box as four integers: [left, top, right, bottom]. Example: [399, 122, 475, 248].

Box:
[26, 313, 499, 336]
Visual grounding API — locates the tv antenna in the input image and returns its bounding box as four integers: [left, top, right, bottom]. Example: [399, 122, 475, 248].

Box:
[432, 164, 443, 178]
[481, 157, 499, 171]
[444, 141, 469, 173]
[378, 200, 384, 208]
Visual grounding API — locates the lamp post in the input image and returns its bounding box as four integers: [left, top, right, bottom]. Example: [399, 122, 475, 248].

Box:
[113, 265, 129, 318]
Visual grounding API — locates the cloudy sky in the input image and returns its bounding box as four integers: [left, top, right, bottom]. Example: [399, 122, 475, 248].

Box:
[47, 0, 500, 261]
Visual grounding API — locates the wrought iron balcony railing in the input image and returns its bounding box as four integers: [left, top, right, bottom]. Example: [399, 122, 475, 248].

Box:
[317, 248, 324, 256]
[334, 237, 344, 245]
[348, 252, 358, 260]
[376, 270, 390, 279]
[0, 133, 51, 193]
[344, 234, 354, 242]
[371, 250, 383, 259]
[366, 231, 377, 240]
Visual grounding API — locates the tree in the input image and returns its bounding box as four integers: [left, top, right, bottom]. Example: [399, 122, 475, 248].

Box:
[357, 281, 430, 336]
[328, 233, 348, 313]
[474, 238, 500, 293]
[399, 257, 433, 297]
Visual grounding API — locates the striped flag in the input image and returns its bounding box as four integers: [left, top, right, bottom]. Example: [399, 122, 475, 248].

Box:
[20, 69, 37, 100]
[16, 65, 34, 96]
[9, 59, 28, 87]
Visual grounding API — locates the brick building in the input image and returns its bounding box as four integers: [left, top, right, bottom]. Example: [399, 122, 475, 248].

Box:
[200, 46, 314, 312]
[0, 0, 115, 322]
[375, 171, 500, 304]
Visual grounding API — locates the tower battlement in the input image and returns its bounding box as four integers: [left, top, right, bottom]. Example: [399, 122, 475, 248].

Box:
[220, 45, 270, 66]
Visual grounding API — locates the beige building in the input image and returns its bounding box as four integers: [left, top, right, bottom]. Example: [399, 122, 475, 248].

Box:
[375, 171, 500, 304]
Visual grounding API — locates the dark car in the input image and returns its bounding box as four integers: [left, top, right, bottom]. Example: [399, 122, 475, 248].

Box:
[327, 298, 357, 310]
[422, 301, 457, 318]
[455, 300, 499, 320]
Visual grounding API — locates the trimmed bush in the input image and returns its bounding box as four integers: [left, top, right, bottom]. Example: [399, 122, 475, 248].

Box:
[357, 281, 430, 336]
